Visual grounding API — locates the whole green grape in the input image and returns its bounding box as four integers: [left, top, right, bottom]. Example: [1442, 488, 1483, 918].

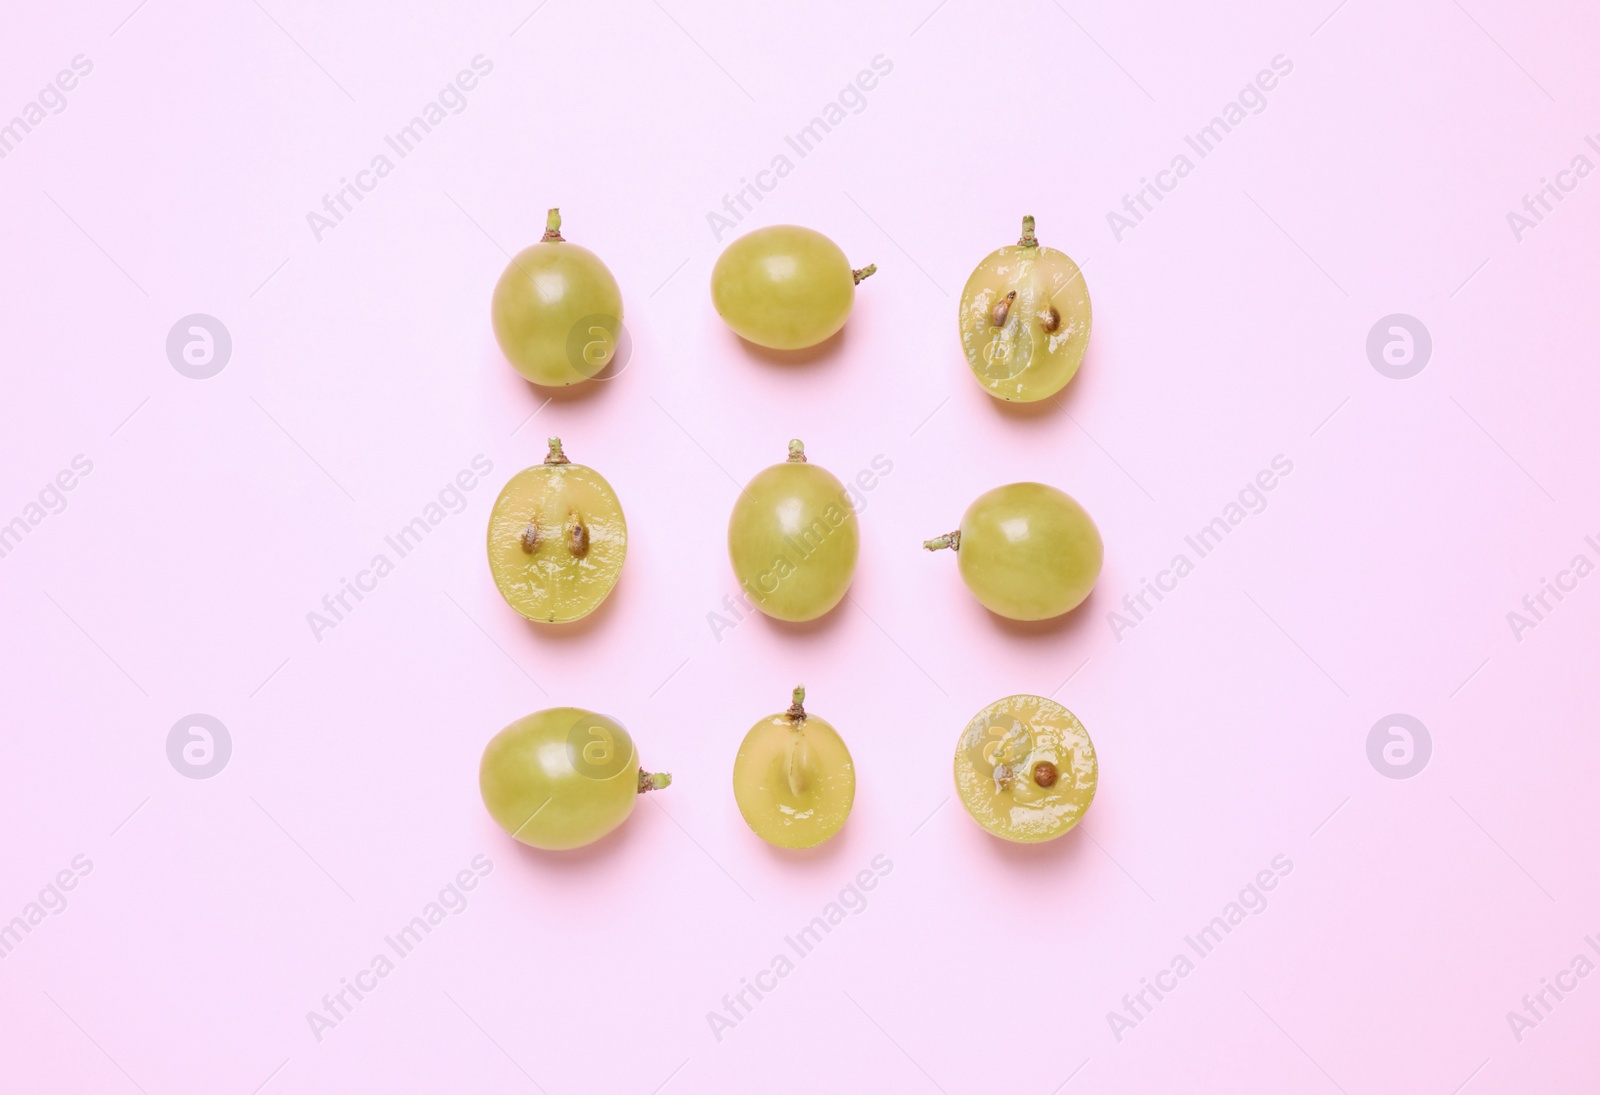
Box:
[711, 225, 875, 350]
[958, 216, 1090, 401]
[491, 208, 623, 387]
[733, 686, 854, 849]
[954, 694, 1097, 843]
[486, 437, 626, 624]
[729, 440, 858, 622]
[479, 707, 670, 850]
[925, 482, 1102, 621]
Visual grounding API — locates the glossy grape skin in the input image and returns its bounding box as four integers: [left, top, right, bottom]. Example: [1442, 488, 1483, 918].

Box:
[491, 209, 623, 387]
[733, 688, 854, 849]
[711, 225, 871, 350]
[487, 439, 626, 624]
[953, 694, 1097, 843]
[959, 217, 1091, 402]
[728, 441, 858, 622]
[928, 483, 1101, 621]
[480, 707, 668, 850]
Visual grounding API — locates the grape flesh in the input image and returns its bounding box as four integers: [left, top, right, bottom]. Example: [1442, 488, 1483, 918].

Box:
[728, 441, 858, 622]
[733, 687, 854, 849]
[491, 209, 623, 387]
[480, 707, 669, 850]
[927, 482, 1101, 621]
[711, 225, 873, 350]
[487, 438, 626, 623]
[958, 216, 1090, 402]
[953, 694, 1096, 843]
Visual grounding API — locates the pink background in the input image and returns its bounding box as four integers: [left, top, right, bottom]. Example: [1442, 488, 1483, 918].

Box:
[3, 0, 1599, 1091]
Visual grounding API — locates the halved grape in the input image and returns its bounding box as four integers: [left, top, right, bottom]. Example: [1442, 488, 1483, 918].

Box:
[953, 694, 1096, 843]
[487, 438, 626, 623]
[925, 482, 1101, 621]
[728, 440, 858, 622]
[958, 216, 1090, 401]
[480, 707, 670, 850]
[711, 225, 875, 350]
[733, 686, 854, 849]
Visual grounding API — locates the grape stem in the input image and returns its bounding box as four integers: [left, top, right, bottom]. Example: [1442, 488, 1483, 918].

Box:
[638, 769, 672, 793]
[542, 207, 564, 242]
[852, 264, 878, 285]
[787, 439, 807, 463]
[1018, 215, 1038, 248]
[787, 685, 807, 722]
[923, 530, 961, 552]
[545, 437, 570, 465]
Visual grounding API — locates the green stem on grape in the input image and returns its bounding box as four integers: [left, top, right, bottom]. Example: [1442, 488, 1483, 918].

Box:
[1018, 215, 1038, 248]
[852, 264, 877, 285]
[787, 439, 807, 463]
[923, 530, 961, 552]
[545, 437, 570, 465]
[787, 685, 807, 722]
[638, 769, 672, 793]
[542, 207, 564, 242]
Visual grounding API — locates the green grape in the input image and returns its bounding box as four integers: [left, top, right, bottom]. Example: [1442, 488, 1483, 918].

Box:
[953, 694, 1096, 843]
[711, 225, 875, 350]
[958, 216, 1091, 402]
[486, 438, 626, 624]
[733, 686, 854, 849]
[479, 707, 670, 850]
[491, 208, 623, 387]
[728, 440, 858, 622]
[925, 482, 1102, 621]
